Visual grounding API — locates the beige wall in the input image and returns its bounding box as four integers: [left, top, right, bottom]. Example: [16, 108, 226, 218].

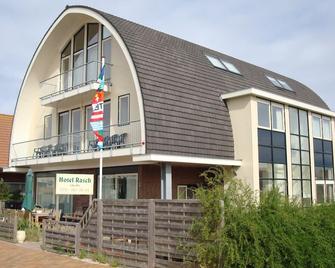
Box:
[10, 11, 142, 164]
[226, 96, 259, 192]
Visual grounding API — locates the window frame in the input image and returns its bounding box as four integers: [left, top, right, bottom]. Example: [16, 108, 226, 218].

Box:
[118, 94, 130, 126]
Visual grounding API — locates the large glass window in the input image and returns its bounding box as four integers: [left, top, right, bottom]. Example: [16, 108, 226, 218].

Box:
[71, 109, 81, 152]
[289, 107, 311, 204]
[36, 177, 55, 209]
[101, 173, 137, 200]
[87, 23, 99, 82]
[118, 94, 129, 125]
[58, 112, 69, 149]
[258, 128, 287, 195]
[61, 41, 71, 91]
[102, 25, 112, 82]
[313, 114, 334, 203]
[258, 100, 287, 195]
[258, 102, 270, 128]
[73, 27, 85, 87]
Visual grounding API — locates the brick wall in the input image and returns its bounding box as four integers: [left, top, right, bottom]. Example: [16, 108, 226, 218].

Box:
[0, 114, 13, 167]
[138, 164, 207, 199]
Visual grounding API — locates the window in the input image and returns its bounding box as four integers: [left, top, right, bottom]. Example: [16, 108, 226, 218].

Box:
[314, 118, 334, 203]
[177, 185, 196, 199]
[258, 101, 270, 128]
[58, 111, 69, 148]
[87, 23, 99, 82]
[312, 115, 322, 138]
[206, 55, 225, 69]
[36, 177, 55, 209]
[101, 173, 137, 200]
[289, 107, 311, 204]
[44, 115, 52, 139]
[257, 100, 284, 131]
[258, 128, 287, 195]
[220, 60, 240, 74]
[266, 76, 293, 91]
[71, 109, 81, 152]
[322, 117, 332, 140]
[272, 104, 284, 131]
[102, 28, 112, 81]
[61, 41, 71, 91]
[73, 27, 85, 87]
[206, 55, 240, 74]
[118, 95, 129, 125]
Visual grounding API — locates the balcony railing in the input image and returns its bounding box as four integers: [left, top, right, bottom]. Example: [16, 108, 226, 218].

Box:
[11, 120, 141, 162]
[40, 61, 112, 102]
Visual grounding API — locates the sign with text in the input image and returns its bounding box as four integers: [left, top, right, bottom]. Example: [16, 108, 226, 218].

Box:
[56, 174, 94, 195]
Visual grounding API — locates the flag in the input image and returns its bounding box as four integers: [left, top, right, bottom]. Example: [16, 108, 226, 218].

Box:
[90, 58, 105, 149]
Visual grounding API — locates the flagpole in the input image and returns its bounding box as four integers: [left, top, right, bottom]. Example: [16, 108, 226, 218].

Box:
[99, 147, 103, 199]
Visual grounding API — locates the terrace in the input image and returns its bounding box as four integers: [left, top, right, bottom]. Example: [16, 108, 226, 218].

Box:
[11, 121, 142, 166]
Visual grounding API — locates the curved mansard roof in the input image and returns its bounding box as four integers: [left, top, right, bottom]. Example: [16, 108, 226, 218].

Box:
[69, 6, 331, 159]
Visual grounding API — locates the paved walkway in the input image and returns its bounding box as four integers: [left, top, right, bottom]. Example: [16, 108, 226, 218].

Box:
[0, 240, 106, 268]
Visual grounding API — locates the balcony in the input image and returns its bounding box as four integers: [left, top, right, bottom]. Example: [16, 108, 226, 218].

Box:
[11, 121, 143, 166]
[40, 61, 112, 106]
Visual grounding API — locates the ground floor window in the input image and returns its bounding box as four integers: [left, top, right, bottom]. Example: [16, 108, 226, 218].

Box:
[36, 176, 73, 214]
[36, 177, 55, 209]
[101, 173, 137, 200]
[177, 185, 196, 200]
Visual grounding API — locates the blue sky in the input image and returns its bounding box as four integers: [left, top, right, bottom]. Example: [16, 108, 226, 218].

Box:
[0, 0, 334, 114]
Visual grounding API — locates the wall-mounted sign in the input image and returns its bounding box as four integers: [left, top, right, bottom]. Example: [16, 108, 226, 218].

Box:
[56, 174, 94, 195]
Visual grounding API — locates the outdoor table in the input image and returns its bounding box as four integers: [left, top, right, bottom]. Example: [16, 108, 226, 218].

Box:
[31, 212, 50, 225]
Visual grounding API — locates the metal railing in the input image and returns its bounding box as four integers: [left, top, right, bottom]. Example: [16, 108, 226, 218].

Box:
[11, 120, 141, 162]
[40, 60, 112, 101]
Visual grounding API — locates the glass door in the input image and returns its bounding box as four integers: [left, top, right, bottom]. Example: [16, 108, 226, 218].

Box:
[58, 112, 69, 152]
[36, 177, 55, 209]
[71, 109, 81, 152]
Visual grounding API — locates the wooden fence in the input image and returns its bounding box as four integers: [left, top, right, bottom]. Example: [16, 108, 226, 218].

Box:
[0, 210, 17, 242]
[43, 199, 201, 268]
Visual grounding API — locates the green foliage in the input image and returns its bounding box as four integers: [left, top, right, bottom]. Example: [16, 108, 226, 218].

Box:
[190, 166, 335, 268]
[93, 252, 109, 264]
[25, 225, 41, 241]
[79, 249, 88, 259]
[0, 178, 10, 201]
[17, 217, 29, 231]
[109, 259, 120, 267]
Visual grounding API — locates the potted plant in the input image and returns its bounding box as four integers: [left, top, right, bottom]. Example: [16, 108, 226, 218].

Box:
[17, 217, 29, 243]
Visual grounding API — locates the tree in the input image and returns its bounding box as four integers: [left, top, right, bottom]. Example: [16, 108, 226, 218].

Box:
[0, 178, 10, 201]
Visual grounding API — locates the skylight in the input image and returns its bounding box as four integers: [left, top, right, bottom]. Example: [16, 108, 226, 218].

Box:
[206, 55, 226, 69]
[206, 55, 240, 74]
[266, 76, 293, 91]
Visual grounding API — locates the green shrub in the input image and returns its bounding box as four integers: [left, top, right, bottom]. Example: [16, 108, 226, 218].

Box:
[17, 217, 29, 231]
[189, 166, 335, 268]
[93, 252, 109, 264]
[25, 225, 41, 241]
[79, 249, 88, 259]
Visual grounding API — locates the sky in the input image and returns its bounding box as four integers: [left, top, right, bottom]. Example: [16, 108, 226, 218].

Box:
[0, 0, 334, 114]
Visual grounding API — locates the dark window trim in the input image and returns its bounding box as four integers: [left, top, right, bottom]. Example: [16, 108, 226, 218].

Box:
[118, 94, 130, 126]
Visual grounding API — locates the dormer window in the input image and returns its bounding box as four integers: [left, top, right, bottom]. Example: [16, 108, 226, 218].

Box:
[266, 76, 293, 91]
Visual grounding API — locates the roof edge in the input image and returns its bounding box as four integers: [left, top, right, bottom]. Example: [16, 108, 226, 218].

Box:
[221, 88, 335, 117]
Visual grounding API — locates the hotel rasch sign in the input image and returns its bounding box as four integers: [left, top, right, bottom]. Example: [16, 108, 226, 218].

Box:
[56, 174, 94, 195]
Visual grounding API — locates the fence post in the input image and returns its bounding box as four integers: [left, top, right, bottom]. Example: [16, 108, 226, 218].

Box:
[148, 199, 155, 268]
[75, 223, 81, 256]
[97, 199, 103, 252]
[42, 220, 47, 249]
[13, 211, 17, 242]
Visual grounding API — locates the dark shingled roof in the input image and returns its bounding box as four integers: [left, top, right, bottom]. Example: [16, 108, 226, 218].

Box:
[69, 6, 329, 160]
